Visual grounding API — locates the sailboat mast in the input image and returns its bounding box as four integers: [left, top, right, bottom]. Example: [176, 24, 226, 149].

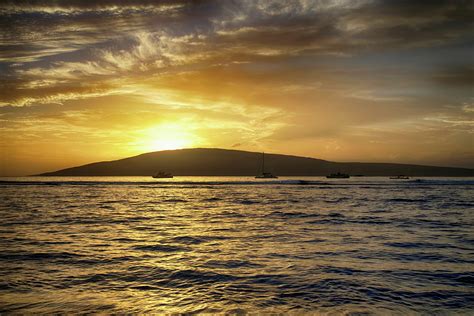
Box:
[262, 152, 265, 173]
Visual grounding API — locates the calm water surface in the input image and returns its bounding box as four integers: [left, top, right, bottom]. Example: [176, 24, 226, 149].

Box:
[0, 177, 473, 314]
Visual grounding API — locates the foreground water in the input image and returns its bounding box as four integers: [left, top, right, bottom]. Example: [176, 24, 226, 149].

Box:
[0, 177, 473, 314]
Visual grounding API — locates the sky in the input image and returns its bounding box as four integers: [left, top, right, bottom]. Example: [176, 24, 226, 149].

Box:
[0, 0, 473, 176]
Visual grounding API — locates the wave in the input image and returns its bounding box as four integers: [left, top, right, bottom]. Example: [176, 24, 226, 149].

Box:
[202, 259, 263, 269]
[132, 244, 188, 253]
[387, 198, 429, 203]
[164, 235, 228, 245]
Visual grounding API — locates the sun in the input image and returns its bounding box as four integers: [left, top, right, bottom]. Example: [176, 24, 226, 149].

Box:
[139, 123, 197, 152]
[150, 138, 190, 151]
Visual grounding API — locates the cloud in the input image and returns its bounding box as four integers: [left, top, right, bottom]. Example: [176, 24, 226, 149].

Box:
[1, 0, 472, 106]
[432, 64, 474, 87]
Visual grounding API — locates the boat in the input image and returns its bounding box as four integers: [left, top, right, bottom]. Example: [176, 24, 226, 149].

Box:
[255, 152, 278, 178]
[390, 175, 409, 179]
[255, 172, 278, 179]
[152, 171, 173, 178]
[326, 172, 350, 179]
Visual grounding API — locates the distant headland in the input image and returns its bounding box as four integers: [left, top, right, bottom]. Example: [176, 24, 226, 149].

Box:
[36, 148, 474, 177]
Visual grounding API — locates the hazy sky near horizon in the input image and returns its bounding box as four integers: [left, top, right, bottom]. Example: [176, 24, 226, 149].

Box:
[0, 0, 473, 175]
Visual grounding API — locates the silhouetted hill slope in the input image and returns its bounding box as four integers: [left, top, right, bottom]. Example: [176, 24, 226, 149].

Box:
[37, 148, 474, 176]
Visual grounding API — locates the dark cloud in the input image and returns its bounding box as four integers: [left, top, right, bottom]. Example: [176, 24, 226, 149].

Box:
[211, 0, 473, 57]
[433, 64, 474, 87]
[2, 0, 472, 60]
[363, 0, 473, 18]
[1, 0, 188, 9]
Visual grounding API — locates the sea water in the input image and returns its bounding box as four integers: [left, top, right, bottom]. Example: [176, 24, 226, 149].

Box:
[0, 177, 473, 314]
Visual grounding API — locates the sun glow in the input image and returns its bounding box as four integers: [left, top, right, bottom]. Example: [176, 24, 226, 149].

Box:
[139, 123, 197, 152]
[150, 138, 190, 151]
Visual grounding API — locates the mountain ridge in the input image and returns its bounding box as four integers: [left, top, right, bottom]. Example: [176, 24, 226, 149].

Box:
[37, 148, 474, 176]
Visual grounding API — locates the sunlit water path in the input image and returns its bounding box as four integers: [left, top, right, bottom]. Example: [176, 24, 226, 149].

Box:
[1, 177, 473, 314]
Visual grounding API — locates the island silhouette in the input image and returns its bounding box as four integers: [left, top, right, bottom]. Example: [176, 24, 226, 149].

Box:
[36, 148, 473, 177]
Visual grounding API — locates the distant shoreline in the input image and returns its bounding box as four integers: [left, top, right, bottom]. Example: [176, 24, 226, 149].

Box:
[31, 148, 474, 177]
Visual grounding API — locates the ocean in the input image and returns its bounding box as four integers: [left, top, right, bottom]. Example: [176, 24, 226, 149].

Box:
[0, 177, 473, 314]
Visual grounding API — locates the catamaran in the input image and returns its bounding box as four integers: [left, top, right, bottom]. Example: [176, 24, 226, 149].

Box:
[255, 152, 278, 178]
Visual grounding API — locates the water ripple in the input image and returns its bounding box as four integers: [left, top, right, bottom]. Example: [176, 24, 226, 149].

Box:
[0, 177, 473, 313]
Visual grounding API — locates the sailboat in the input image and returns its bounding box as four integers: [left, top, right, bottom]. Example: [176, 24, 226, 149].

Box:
[255, 152, 278, 178]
